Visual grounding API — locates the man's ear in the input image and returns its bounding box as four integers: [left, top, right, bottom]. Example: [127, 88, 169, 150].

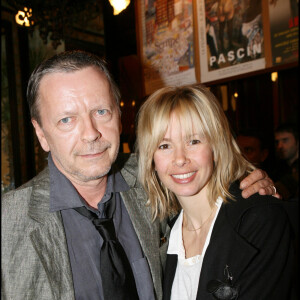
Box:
[31, 119, 50, 152]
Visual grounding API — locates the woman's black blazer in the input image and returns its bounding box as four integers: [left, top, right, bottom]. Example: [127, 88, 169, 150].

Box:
[163, 181, 296, 300]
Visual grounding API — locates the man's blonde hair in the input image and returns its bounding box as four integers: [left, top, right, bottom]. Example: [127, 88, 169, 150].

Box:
[136, 84, 255, 220]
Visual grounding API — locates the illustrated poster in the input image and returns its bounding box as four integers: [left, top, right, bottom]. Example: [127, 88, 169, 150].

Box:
[140, 0, 196, 95]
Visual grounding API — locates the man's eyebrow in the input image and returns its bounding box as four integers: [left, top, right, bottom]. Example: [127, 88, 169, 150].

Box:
[56, 110, 77, 117]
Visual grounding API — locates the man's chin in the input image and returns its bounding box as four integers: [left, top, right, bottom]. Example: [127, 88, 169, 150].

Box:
[70, 149, 118, 182]
[67, 165, 112, 183]
[80, 170, 111, 182]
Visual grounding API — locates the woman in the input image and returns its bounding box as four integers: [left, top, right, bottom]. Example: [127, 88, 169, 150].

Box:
[136, 85, 294, 299]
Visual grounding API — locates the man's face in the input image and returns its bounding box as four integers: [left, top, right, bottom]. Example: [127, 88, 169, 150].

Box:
[275, 131, 298, 164]
[32, 67, 121, 185]
[236, 135, 268, 166]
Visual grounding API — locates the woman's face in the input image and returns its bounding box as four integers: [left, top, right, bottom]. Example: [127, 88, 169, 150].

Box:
[153, 113, 214, 201]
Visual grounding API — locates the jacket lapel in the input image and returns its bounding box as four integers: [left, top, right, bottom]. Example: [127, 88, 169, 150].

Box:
[28, 168, 75, 300]
[120, 160, 164, 300]
[159, 218, 171, 271]
[162, 198, 258, 300]
[163, 254, 178, 300]
[196, 203, 258, 299]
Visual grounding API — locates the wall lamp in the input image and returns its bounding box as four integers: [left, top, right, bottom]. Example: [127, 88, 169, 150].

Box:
[15, 7, 34, 27]
[109, 0, 130, 15]
[271, 72, 278, 82]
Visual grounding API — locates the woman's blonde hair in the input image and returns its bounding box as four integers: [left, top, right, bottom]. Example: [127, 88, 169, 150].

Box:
[136, 84, 255, 220]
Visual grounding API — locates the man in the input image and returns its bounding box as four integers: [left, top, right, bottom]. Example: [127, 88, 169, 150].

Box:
[274, 123, 298, 200]
[237, 130, 270, 167]
[274, 123, 299, 299]
[275, 123, 298, 167]
[236, 129, 274, 177]
[1, 50, 277, 300]
[217, 0, 234, 52]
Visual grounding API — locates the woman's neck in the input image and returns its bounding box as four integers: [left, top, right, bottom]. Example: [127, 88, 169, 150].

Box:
[179, 191, 217, 258]
[179, 189, 213, 230]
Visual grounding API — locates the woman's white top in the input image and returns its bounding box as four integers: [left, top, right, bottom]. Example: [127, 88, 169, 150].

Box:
[167, 197, 223, 300]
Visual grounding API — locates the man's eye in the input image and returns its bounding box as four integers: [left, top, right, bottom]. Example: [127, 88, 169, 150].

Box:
[60, 117, 71, 124]
[96, 109, 108, 116]
[245, 147, 253, 154]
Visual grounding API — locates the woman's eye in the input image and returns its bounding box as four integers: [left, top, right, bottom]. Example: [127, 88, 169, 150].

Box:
[190, 139, 201, 145]
[158, 144, 170, 150]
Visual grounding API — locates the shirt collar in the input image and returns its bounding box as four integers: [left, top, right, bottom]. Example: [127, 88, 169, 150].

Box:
[48, 153, 129, 213]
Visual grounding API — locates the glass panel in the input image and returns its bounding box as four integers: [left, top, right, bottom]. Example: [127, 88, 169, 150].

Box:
[1, 29, 15, 193]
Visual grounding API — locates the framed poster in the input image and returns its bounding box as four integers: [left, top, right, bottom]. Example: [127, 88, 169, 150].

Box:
[196, 0, 266, 83]
[268, 0, 298, 65]
[136, 0, 197, 95]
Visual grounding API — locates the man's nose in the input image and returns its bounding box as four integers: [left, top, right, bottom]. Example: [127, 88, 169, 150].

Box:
[81, 117, 101, 142]
[277, 141, 284, 149]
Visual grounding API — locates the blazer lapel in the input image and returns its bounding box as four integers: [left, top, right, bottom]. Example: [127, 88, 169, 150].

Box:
[120, 165, 163, 299]
[196, 203, 258, 299]
[159, 218, 171, 271]
[163, 254, 178, 300]
[28, 169, 75, 300]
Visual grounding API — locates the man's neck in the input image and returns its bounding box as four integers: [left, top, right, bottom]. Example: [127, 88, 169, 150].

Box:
[287, 150, 299, 166]
[71, 176, 108, 209]
[49, 154, 109, 209]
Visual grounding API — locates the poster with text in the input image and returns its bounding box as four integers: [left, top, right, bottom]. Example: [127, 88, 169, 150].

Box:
[197, 0, 266, 83]
[268, 0, 298, 65]
[140, 0, 196, 95]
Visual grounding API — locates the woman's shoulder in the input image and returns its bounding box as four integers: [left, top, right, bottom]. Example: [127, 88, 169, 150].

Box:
[227, 180, 284, 207]
[224, 181, 288, 227]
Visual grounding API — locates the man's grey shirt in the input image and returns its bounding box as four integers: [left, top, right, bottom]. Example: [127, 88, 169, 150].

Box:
[48, 154, 155, 300]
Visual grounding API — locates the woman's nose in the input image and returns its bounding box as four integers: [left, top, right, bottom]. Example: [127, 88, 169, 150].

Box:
[173, 147, 190, 167]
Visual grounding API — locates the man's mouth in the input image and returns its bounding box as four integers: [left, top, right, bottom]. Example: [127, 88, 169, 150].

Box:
[78, 150, 106, 158]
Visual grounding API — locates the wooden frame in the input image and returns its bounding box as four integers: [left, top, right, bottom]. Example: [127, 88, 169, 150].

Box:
[136, 0, 298, 88]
